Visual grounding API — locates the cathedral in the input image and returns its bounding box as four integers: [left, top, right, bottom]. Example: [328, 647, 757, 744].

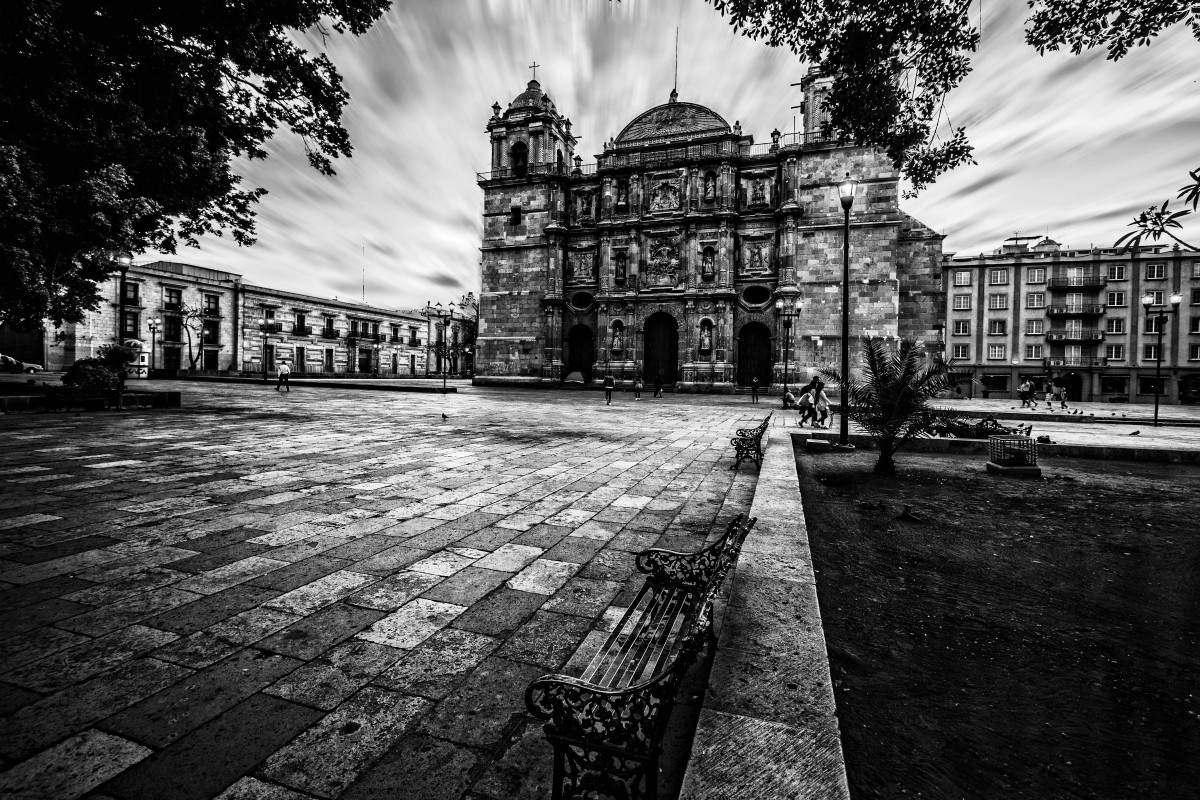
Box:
[474, 69, 944, 392]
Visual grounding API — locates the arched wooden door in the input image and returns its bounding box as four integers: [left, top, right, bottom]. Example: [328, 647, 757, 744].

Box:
[737, 322, 773, 386]
[566, 324, 596, 382]
[644, 312, 679, 385]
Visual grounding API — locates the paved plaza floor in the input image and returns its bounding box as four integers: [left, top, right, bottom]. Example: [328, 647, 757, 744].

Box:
[0, 383, 760, 800]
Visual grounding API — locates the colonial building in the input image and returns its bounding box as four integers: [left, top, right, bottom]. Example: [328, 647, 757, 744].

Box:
[942, 238, 1200, 404]
[474, 70, 944, 391]
[42, 260, 453, 378]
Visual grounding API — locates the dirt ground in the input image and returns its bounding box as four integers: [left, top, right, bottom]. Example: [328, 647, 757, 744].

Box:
[796, 450, 1200, 800]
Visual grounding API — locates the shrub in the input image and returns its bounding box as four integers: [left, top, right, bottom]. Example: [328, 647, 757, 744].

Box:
[63, 359, 122, 391]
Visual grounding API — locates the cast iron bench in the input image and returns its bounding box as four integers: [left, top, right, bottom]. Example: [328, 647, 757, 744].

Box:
[730, 413, 771, 470]
[525, 512, 757, 800]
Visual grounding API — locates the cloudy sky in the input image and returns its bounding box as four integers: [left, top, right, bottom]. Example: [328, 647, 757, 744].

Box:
[175, 0, 1199, 311]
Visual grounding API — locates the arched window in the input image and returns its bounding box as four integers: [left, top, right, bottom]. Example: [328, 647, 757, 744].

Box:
[510, 142, 528, 178]
[610, 320, 625, 354]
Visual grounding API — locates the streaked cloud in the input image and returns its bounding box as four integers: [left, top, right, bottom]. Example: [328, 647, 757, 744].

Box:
[173, 0, 1198, 307]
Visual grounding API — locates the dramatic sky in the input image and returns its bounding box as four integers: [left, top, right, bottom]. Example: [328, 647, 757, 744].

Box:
[175, 0, 1199, 311]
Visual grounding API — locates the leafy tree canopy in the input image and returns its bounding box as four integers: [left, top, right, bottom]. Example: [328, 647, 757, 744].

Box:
[1, 1, 390, 330]
[705, 0, 1199, 201]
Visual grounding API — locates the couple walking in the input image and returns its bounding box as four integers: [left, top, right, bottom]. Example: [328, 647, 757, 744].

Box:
[785, 378, 831, 428]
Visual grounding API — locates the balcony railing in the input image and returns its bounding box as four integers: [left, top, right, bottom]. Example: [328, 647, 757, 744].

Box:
[348, 332, 384, 343]
[1048, 275, 1107, 289]
[320, 328, 340, 339]
[477, 161, 596, 181]
[259, 322, 283, 333]
[1045, 329, 1105, 341]
[1044, 357, 1107, 367]
[292, 324, 312, 335]
[1046, 304, 1106, 316]
[162, 302, 182, 312]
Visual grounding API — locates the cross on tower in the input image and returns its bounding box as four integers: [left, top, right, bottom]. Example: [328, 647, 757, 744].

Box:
[529, 61, 540, 80]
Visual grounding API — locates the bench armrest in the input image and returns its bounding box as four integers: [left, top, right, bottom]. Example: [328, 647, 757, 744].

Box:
[636, 514, 755, 588]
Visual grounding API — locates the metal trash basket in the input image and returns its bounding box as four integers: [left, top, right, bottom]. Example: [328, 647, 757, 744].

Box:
[988, 435, 1037, 467]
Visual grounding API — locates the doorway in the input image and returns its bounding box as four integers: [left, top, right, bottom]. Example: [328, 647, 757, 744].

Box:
[566, 324, 596, 382]
[295, 347, 306, 374]
[737, 322, 773, 387]
[644, 312, 679, 385]
[324, 348, 335, 373]
[265, 344, 275, 374]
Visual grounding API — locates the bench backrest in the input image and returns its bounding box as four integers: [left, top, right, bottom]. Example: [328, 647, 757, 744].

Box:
[635, 513, 756, 592]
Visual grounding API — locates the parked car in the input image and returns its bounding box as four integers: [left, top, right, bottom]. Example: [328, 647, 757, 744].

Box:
[0, 353, 43, 373]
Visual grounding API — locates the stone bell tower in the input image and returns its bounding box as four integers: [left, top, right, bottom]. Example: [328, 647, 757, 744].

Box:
[476, 76, 578, 383]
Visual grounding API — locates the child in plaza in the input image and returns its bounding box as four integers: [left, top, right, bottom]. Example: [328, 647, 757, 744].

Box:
[633, 376, 643, 400]
[654, 370, 664, 398]
[750, 376, 760, 403]
[276, 360, 291, 392]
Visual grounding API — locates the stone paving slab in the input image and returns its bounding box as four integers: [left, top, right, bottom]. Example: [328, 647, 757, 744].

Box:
[0, 383, 759, 798]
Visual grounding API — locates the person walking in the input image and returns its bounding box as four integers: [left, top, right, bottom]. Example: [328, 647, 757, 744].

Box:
[1057, 385, 1069, 410]
[276, 360, 291, 392]
[814, 380, 832, 428]
[797, 386, 817, 427]
[750, 376, 760, 404]
[1018, 379, 1032, 408]
[603, 373, 615, 405]
[1043, 382, 1055, 410]
[653, 370, 663, 398]
[633, 376, 643, 400]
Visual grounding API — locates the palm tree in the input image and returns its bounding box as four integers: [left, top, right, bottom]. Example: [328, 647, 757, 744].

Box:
[821, 336, 965, 475]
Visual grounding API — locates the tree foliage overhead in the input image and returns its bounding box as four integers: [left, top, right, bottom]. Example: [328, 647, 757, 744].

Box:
[704, 0, 1199, 208]
[0, 1, 390, 330]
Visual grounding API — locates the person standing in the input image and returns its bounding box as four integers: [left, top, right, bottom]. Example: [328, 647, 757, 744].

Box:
[1057, 385, 1069, 410]
[633, 376, 643, 400]
[1044, 382, 1055, 410]
[276, 360, 291, 392]
[603, 373, 615, 405]
[750, 376, 760, 404]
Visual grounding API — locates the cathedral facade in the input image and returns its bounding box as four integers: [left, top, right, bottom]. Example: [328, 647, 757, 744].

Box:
[475, 71, 944, 391]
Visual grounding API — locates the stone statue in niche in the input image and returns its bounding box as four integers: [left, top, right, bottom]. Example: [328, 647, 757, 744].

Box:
[579, 193, 593, 219]
[701, 249, 715, 278]
[646, 238, 681, 285]
[567, 252, 595, 283]
[704, 175, 716, 201]
[750, 179, 766, 205]
[650, 182, 679, 212]
[611, 327, 624, 352]
[700, 326, 712, 351]
[615, 252, 627, 282]
[616, 182, 628, 206]
[750, 245, 763, 270]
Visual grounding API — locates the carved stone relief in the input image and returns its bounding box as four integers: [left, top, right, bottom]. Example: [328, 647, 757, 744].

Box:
[642, 233, 683, 288]
[566, 249, 596, 284]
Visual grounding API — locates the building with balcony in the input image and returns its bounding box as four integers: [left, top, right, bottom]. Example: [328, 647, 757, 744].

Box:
[475, 68, 944, 390]
[41, 260, 435, 378]
[942, 237, 1200, 404]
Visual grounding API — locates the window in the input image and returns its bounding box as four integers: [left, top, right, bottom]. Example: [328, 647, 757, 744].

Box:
[987, 344, 1006, 360]
[1026, 319, 1044, 335]
[1147, 290, 1165, 306]
[164, 316, 182, 342]
[952, 344, 970, 359]
[982, 374, 1009, 392]
[1065, 319, 1083, 338]
[953, 294, 971, 310]
[1143, 344, 1160, 361]
[296, 313, 307, 329]
[372, 322, 380, 337]
[1066, 267, 1086, 286]
[164, 287, 182, 310]
[510, 206, 522, 226]
[1105, 344, 1125, 360]
[1191, 317, 1200, 334]
[953, 320, 970, 335]
[323, 316, 335, 333]
[1065, 345, 1082, 361]
[1193, 262, 1200, 279]
[954, 271, 971, 286]
[391, 325, 400, 341]
[121, 310, 139, 338]
[202, 319, 220, 345]
[1145, 315, 1165, 334]
[1101, 375, 1128, 394]
[1191, 344, 1200, 361]
[122, 282, 139, 303]
[990, 269, 1009, 286]
[1193, 288, 1200, 305]
[1106, 318, 1126, 334]
[1145, 262, 1165, 280]
[408, 326, 420, 345]
[1066, 292, 1084, 312]
[1026, 292, 1045, 309]
[1108, 264, 1126, 280]
[988, 294, 1008, 310]
[988, 320, 1007, 335]
[1107, 292, 1125, 307]
[1025, 344, 1043, 359]
[1026, 267, 1045, 284]
[203, 294, 220, 314]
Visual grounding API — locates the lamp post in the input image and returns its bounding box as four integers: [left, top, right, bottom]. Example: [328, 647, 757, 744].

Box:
[838, 174, 857, 447]
[1141, 291, 1183, 426]
[775, 297, 803, 396]
[425, 301, 457, 393]
[372, 343, 381, 377]
[147, 317, 160, 373]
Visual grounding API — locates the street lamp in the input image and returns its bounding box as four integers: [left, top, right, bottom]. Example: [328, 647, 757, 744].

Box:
[372, 343, 381, 377]
[425, 301, 457, 393]
[775, 296, 803, 396]
[837, 174, 857, 447]
[1140, 290, 1183, 426]
[147, 317, 160, 373]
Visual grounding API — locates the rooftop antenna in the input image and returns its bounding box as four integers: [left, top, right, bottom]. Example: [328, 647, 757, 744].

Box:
[673, 28, 679, 96]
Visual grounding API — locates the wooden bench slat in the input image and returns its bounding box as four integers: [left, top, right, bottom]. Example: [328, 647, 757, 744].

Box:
[613, 590, 693, 689]
[585, 588, 690, 689]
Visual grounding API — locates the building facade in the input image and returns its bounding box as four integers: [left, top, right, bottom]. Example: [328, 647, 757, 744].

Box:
[941, 238, 1200, 404]
[42, 260, 451, 378]
[475, 70, 944, 391]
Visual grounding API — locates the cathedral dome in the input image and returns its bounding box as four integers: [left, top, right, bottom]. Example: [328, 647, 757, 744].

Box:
[509, 79, 548, 112]
[614, 96, 731, 144]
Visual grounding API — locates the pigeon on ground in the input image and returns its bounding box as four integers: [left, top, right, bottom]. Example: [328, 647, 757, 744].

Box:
[1128, 430, 1140, 436]
[441, 413, 448, 420]
[898, 504, 926, 523]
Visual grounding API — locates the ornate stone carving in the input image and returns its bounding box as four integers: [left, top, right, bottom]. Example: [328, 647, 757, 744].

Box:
[642, 234, 682, 287]
[649, 181, 680, 212]
[566, 249, 596, 283]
